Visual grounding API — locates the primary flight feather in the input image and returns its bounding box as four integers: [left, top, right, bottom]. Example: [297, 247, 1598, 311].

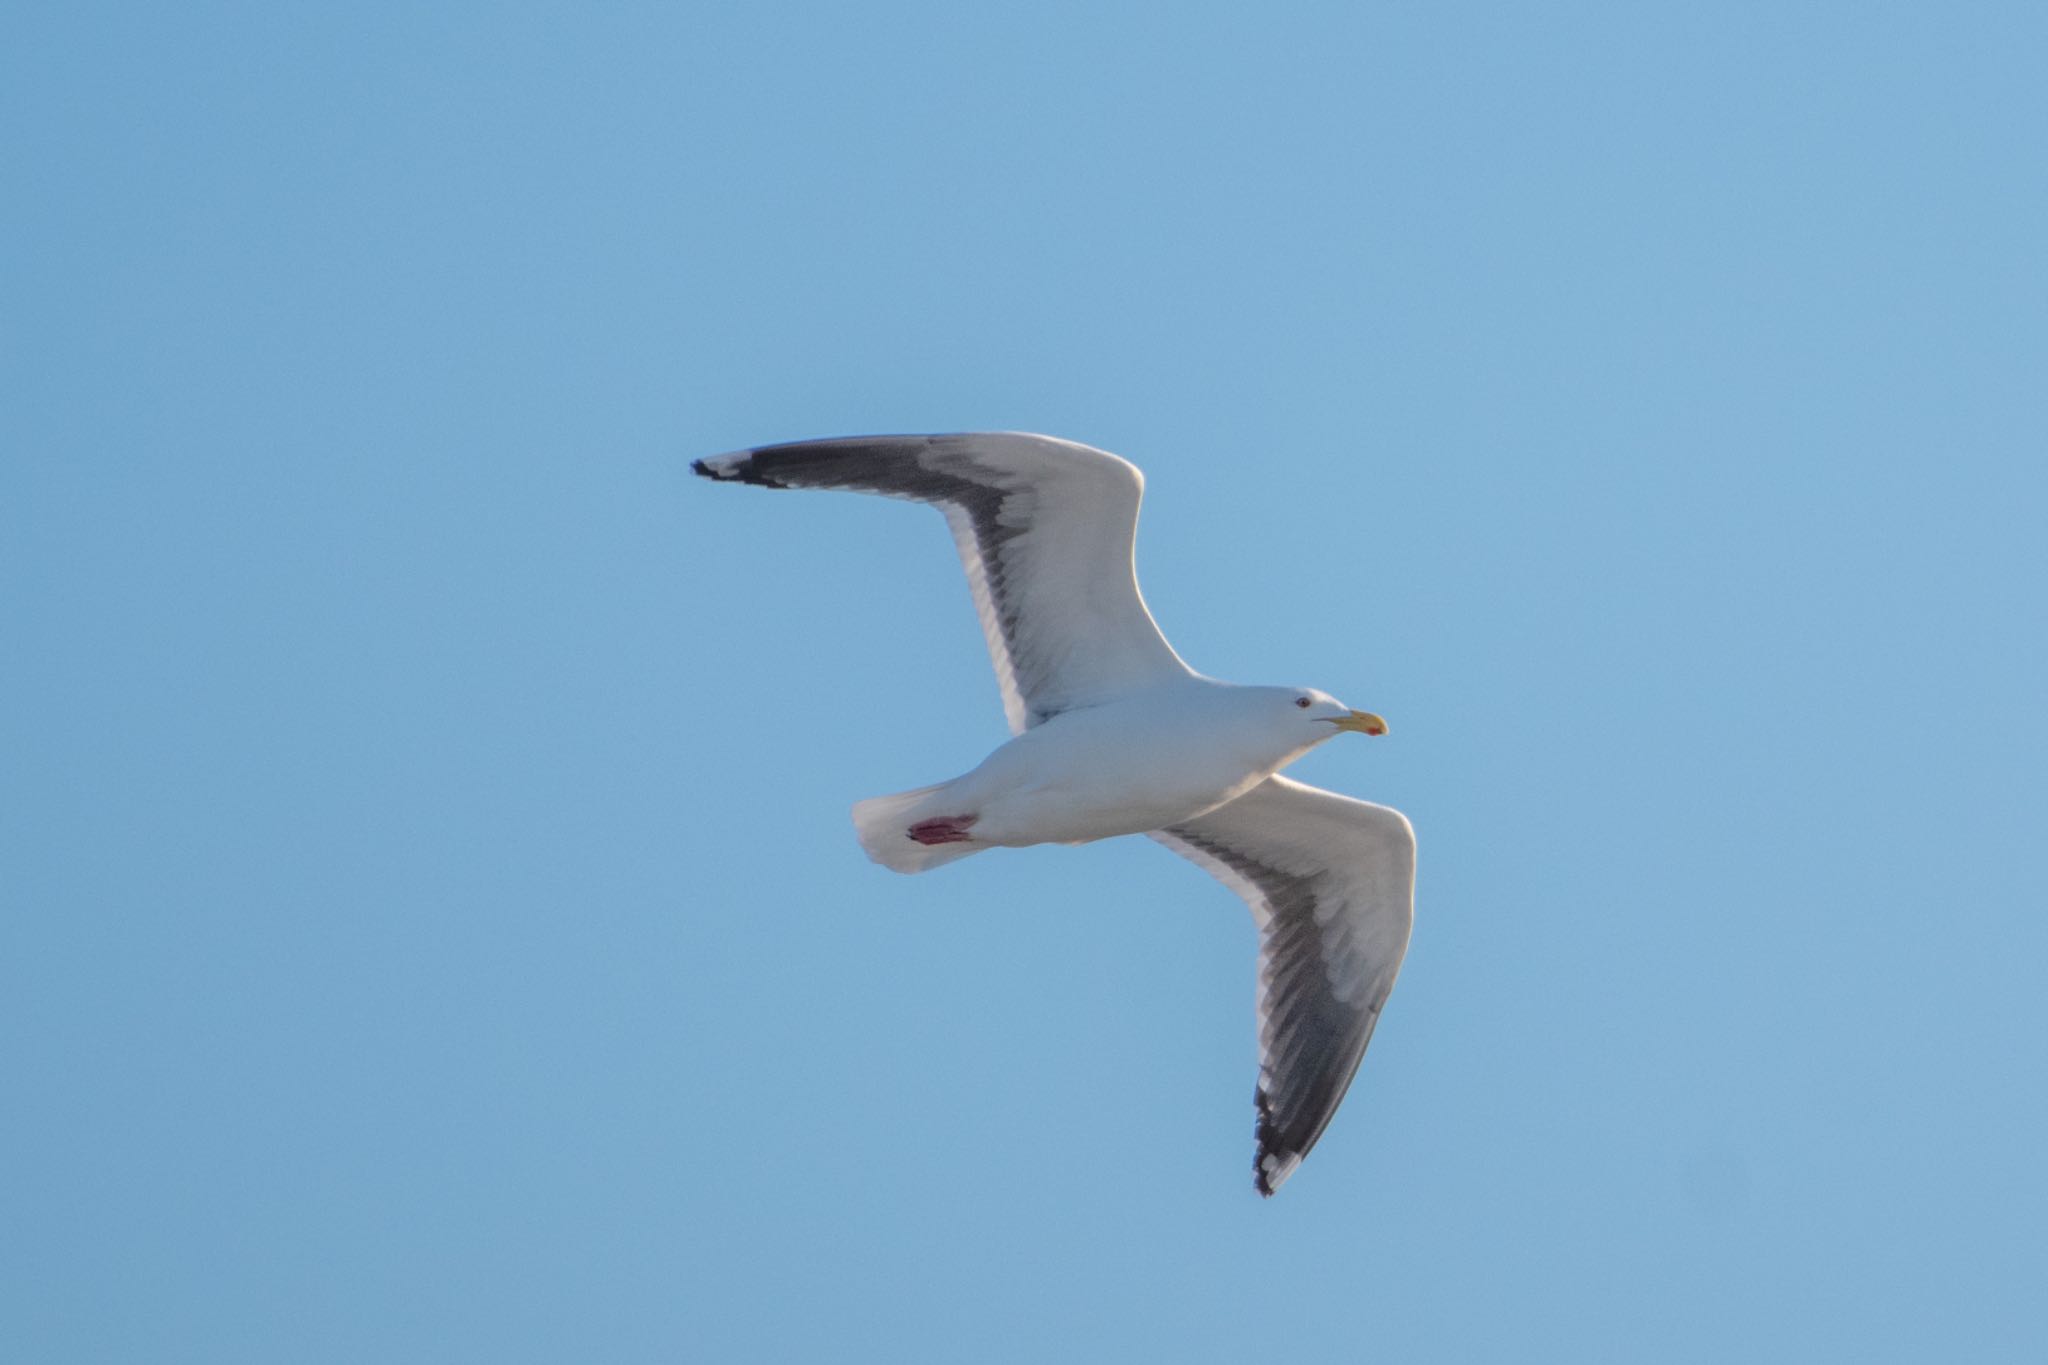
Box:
[693, 432, 1415, 1196]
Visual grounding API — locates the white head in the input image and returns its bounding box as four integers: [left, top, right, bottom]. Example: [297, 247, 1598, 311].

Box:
[1236, 686, 1388, 759]
[1283, 687, 1388, 738]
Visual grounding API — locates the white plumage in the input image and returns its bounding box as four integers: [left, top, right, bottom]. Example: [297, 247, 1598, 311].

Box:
[694, 433, 1415, 1196]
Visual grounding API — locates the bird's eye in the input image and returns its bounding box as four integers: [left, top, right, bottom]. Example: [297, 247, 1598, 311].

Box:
[1295, 696, 1312, 709]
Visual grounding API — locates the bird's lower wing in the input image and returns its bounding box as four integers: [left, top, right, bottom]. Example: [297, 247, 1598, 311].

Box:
[693, 433, 1192, 733]
[1150, 776, 1416, 1196]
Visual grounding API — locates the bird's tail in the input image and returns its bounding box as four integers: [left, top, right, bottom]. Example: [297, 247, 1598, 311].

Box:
[851, 782, 987, 874]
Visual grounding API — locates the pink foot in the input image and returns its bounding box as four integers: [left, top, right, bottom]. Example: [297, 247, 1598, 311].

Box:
[907, 814, 979, 846]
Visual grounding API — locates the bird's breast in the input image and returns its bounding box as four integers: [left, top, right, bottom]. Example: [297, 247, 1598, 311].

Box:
[960, 701, 1288, 846]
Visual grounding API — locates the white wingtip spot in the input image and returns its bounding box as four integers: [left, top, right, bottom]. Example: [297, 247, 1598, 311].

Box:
[697, 451, 749, 478]
[1259, 1151, 1302, 1195]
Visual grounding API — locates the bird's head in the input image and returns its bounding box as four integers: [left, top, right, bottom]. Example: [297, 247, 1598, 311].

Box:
[1281, 687, 1388, 743]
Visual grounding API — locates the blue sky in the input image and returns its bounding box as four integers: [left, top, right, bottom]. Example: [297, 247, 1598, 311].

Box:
[5, 2, 2045, 1360]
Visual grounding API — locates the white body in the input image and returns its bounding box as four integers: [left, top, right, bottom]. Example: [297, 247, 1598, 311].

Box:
[854, 682, 1332, 871]
[967, 685, 1314, 843]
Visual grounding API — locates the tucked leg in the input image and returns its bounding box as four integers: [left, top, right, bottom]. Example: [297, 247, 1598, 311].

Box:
[907, 814, 979, 846]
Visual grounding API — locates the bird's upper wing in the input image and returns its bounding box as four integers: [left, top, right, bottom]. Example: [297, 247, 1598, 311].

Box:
[1150, 776, 1416, 1196]
[694, 433, 1192, 733]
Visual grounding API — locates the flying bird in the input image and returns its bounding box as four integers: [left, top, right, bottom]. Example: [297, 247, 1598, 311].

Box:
[693, 433, 1415, 1196]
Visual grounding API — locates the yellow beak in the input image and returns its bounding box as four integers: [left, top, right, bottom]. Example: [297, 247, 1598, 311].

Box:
[1329, 710, 1388, 736]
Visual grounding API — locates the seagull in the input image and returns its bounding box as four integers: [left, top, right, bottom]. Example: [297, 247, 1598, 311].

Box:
[693, 433, 1415, 1196]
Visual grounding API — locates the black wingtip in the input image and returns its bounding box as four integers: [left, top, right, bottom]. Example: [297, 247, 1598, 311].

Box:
[1252, 1087, 1297, 1197]
[1255, 1089, 1276, 1196]
[692, 456, 744, 481]
[693, 451, 788, 487]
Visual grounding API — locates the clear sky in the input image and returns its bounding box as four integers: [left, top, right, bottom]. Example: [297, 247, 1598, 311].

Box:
[5, 3, 2045, 1361]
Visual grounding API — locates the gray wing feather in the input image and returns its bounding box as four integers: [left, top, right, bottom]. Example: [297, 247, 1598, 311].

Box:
[1152, 776, 1416, 1196]
[694, 433, 1191, 732]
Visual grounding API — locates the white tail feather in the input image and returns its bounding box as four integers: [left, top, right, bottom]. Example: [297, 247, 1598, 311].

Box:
[851, 783, 985, 874]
